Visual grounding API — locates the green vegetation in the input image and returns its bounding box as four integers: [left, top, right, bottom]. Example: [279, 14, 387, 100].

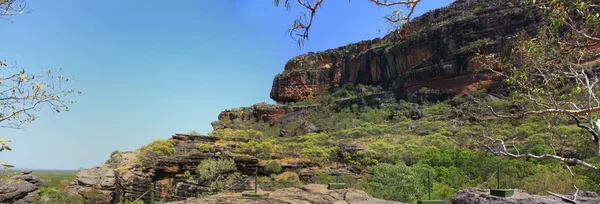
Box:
[136, 139, 177, 167]
[196, 157, 237, 192]
[208, 78, 600, 203]
[197, 143, 214, 152]
[458, 38, 492, 54]
[265, 161, 282, 174]
[292, 83, 384, 106]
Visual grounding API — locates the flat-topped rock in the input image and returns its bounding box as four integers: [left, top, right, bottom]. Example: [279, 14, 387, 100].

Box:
[164, 184, 403, 204]
[451, 188, 600, 204]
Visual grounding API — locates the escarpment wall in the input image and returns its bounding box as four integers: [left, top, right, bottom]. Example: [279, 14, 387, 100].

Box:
[270, 0, 543, 102]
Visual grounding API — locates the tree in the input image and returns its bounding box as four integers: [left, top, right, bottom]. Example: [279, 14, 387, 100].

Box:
[274, 0, 422, 48]
[0, 0, 31, 22]
[473, 0, 600, 200]
[196, 157, 237, 193]
[0, 0, 80, 168]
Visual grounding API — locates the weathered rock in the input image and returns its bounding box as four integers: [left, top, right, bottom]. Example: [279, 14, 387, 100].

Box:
[0, 170, 48, 204]
[338, 142, 365, 155]
[0, 178, 38, 204]
[66, 164, 117, 204]
[11, 175, 46, 188]
[164, 184, 403, 204]
[217, 103, 287, 124]
[270, 0, 544, 103]
[451, 188, 600, 204]
[68, 133, 263, 203]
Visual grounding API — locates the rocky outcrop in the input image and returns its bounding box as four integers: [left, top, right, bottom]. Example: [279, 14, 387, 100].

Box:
[212, 91, 397, 132]
[66, 164, 117, 204]
[165, 184, 402, 204]
[67, 134, 260, 204]
[0, 170, 47, 204]
[270, 0, 543, 102]
[451, 188, 600, 204]
[216, 103, 287, 124]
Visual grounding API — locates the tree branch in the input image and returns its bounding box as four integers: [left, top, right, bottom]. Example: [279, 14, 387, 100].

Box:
[487, 106, 600, 119]
[483, 135, 600, 174]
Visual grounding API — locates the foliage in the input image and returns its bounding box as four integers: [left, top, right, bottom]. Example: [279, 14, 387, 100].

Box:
[136, 139, 177, 167]
[196, 157, 237, 192]
[274, 171, 303, 188]
[197, 143, 214, 152]
[0, 136, 13, 168]
[265, 160, 282, 174]
[211, 128, 263, 141]
[367, 163, 428, 202]
[36, 186, 74, 204]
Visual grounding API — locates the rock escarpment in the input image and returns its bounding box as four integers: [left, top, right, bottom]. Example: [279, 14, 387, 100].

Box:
[270, 0, 543, 102]
[0, 170, 47, 204]
[212, 91, 396, 131]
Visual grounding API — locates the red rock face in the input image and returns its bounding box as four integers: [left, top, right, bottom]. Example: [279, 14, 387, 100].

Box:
[270, 0, 544, 102]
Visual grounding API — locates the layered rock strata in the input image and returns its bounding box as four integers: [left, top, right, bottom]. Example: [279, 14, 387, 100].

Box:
[270, 0, 543, 102]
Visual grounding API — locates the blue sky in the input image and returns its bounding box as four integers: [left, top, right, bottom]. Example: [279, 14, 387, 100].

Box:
[1, 0, 454, 170]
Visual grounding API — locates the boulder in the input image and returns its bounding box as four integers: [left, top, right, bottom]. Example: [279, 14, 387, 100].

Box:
[67, 164, 116, 204]
[0, 170, 48, 204]
[0, 178, 39, 204]
[164, 184, 403, 204]
[451, 188, 600, 204]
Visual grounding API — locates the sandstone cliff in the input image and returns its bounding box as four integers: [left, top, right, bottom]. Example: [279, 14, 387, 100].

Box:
[270, 0, 542, 102]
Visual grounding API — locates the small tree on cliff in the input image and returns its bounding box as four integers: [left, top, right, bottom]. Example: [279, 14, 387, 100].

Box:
[274, 0, 422, 47]
[0, 0, 80, 168]
[196, 157, 237, 193]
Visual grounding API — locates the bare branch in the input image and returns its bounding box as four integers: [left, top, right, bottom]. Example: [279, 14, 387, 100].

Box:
[483, 135, 600, 174]
[276, 0, 421, 48]
[565, 165, 579, 202]
[487, 106, 600, 119]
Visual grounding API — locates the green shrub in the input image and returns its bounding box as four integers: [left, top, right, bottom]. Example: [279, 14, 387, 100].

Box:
[197, 143, 214, 152]
[36, 186, 73, 204]
[196, 157, 237, 182]
[110, 150, 119, 157]
[136, 139, 177, 167]
[265, 161, 282, 174]
[367, 163, 429, 202]
[274, 172, 303, 188]
[196, 157, 238, 193]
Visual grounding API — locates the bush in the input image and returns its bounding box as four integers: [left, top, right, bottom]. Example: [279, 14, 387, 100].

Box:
[367, 163, 429, 202]
[110, 150, 119, 157]
[136, 139, 177, 167]
[274, 172, 303, 188]
[265, 161, 282, 174]
[36, 186, 74, 204]
[196, 157, 237, 182]
[197, 143, 214, 152]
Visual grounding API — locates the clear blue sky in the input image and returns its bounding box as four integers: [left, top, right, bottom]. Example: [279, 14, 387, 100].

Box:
[1, 0, 454, 170]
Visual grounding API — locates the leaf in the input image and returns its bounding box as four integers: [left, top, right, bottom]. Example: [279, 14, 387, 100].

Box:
[0, 162, 14, 168]
[4, 146, 11, 151]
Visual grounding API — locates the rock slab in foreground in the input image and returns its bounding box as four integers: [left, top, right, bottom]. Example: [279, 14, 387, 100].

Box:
[165, 184, 403, 204]
[0, 170, 47, 204]
[451, 188, 600, 204]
